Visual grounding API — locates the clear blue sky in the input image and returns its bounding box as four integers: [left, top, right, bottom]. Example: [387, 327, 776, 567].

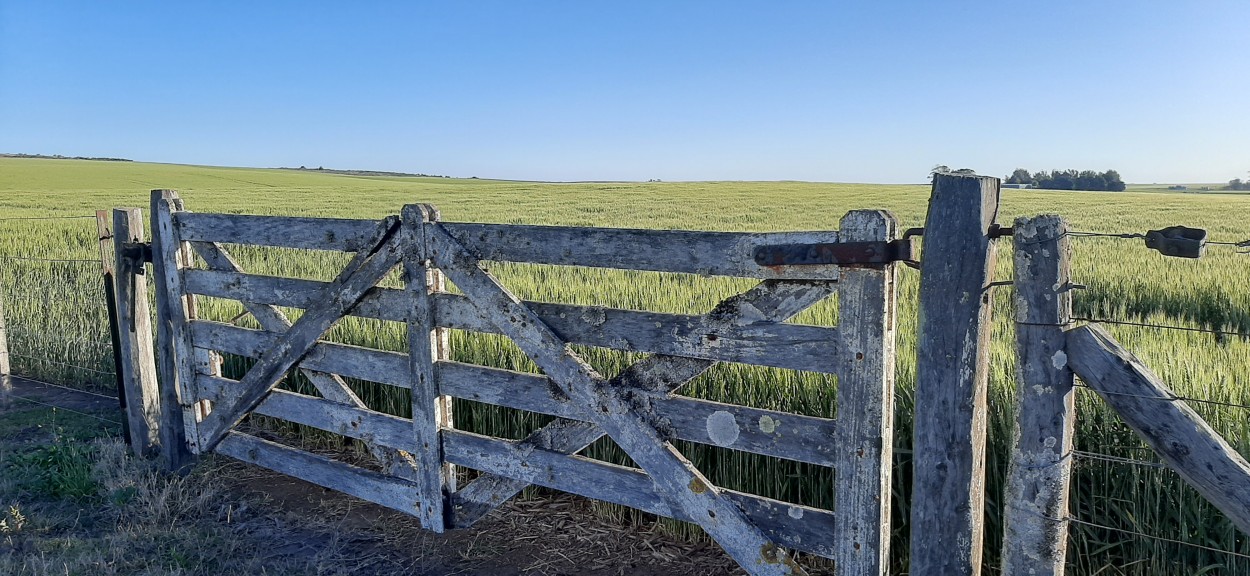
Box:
[2, 1, 1247, 183]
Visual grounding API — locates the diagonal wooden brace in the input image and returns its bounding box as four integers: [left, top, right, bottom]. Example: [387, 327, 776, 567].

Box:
[188, 240, 421, 480]
[450, 280, 834, 527]
[195, 216, 405, 453]
[418, 210, 808, 576]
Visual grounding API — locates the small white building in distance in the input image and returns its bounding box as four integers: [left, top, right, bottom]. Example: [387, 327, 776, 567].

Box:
[1001, 183, 1032, 189]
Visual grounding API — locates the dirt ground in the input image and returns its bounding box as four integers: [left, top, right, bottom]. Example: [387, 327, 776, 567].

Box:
[0, 376, 776, 575]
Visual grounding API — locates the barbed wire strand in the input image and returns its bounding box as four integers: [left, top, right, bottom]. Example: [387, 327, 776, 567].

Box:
[6, 352, 116, 376]
[0, 255, 98, 264]
[0, 215, 95, 222]
[1072, 316, 1250, 339]
[6, 374, 119, 401]
[1074, 382, 1250, 412]
[1065, 516, 1250, 560]
[5, 394, 123, 427]
[1018, 499, 1250, 560]
[1072, 450, 1169, 470]
[6, 328, 113, 348]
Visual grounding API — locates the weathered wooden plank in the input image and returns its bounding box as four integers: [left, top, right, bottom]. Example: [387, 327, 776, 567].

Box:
[215, 431, 424, 517]
[192, 379, 837, 559]
[182, 269, 839, 372]
[444, 222, 842, 279]
[444, 430, 837, 559]
[194, 216, 404, 453]
[421, 211, 806, 575]
[0, 286, 9, 403]
[910, 173, 1001, 576]
[1001, 215, 1074, 576]
[96, 210, 131, 445]
[1067, 324, 1250, 536]
[190, 323, 839, 465]
[175, 211, 843, 279]
[175, 212, 378, 252]
[196, 376, 416, 450]
[833, 210, 898, 575]
[188, 240, 420, 481]
[449, 280, 836, 527]
[401, 204, 454, 532]
[111, 209, 163, 457]
[150, 191, 198, 470]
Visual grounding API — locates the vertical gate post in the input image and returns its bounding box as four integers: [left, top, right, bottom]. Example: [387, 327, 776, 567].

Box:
[112, 208, 164, 456]
[150, 190, 198, 471]
[401, 204, 455, 532]
[834, 210, 899, 575]
[910, 172, 1001, 575]
[1001, 215, 1074, 574]
[96, 210, 133, 445]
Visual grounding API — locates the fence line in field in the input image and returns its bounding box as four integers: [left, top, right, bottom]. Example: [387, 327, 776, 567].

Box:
[0, 214, 121, 398]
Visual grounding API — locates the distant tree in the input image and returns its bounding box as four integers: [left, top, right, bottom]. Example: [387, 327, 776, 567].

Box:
[1229, 178, 1246, 191]
[1006, 168, 1032, 184]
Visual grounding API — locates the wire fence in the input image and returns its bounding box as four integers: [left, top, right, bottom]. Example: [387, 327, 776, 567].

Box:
[1016, 225, 1250, 567]
[0, 213, 119, 397]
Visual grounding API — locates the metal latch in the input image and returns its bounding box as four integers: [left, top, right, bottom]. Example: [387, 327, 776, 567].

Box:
[121, 242, 153, 267]
[1145, 226, 1207, 259]
[753, 238, 919, 267]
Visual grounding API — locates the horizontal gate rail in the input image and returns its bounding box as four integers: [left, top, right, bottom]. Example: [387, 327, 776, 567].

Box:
[192, 378, 837, 558]
[174, 211, 844, 279]
[182, 269, 841, 373]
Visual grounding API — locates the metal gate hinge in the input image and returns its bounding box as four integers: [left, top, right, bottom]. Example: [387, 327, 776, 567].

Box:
[753, 238, 918, 267]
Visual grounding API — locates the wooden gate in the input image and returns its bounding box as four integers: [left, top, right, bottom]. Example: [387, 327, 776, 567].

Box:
[113, 189, 915, 575]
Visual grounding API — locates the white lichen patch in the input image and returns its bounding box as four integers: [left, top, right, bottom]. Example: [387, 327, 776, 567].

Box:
[788, 506, 804, 519]
[1051, 349, 1068, 370]
[706, 411, 740, 447]
[758, 415, 778, 434]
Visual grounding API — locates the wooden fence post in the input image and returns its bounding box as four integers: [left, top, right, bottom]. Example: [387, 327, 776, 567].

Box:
[834, 210, 899, 575]
[910, 172, 1001, 576]
[150, 190, 197, 471]
[0, 287, 10, 407]
[111, 208, 164, 457]
[96, 210, 133, 445]
[1001, 215, 1074, 575]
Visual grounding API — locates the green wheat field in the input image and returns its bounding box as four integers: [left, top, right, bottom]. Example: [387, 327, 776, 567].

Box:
[3, 157, 1250, 574]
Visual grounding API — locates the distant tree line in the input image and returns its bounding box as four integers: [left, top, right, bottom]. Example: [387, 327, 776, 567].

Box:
[1005, 168, 1126, 191]
[1227, 179, 1249, 191]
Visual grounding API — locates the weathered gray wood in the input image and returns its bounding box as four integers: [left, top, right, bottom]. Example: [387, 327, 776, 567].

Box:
[150, 191, 197, 471]
[448, 280, 836, 527]
[216, 431, 425, 517]
[910, 173, 1001, 576]
[182, 269, 840, 372]
[194, 215, 404, 453]
[420, 211, 806, 575]
[175, 211, 843, 279]
[833, 210, 898, 575]
[96, 210, 131, 445]
[196, 375, 416, 450]
[1001, 216, 1074, 576]
[401, 204, 454, 532]
[175, 212, 380, 252]
[443, 222, 841, 279]
[187, 240, 420, 480]
[1067, 324, 1250, 536]
[191, 378, 838, 558]
[0, 286, 9, 406]
[445, 430, 838, 559]
[190, 323, 839, 465]
[111, 209, 163, 457]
